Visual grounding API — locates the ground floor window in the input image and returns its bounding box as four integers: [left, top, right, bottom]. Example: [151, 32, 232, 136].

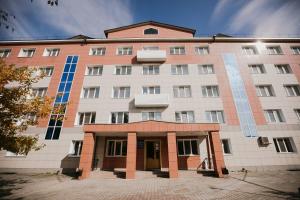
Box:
[69, 140, 83, 156]
[106, 140, 127, 157]
[177, 139, 199, 156]
[273, 137, 296, 153]
[221, 139, 232, 154]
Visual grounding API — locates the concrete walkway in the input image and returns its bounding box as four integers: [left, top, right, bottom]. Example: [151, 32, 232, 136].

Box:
[1, 170, 300, 200]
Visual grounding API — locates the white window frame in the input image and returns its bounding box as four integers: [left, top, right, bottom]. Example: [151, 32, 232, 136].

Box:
[0, 48, 11, 58]
[171, 65, 188, 75]
[39, 66, 54, 76]
[242, 46, 258, 55]
[115, 65, 132, 75]
[198, 64, 214, 74]
[294, 109, 300, 120]
[142, 112, 162, 121]
[117, 47, 132, 55]
[105, 140, 127, 157]
[78, 112, 96, 125]
[205, 110, 225, 123]
[170, 46, 185, 55]
[275, 64, 292, 74]
[89, 47, 106, 56]
[82, 87, 100, 99]
[142, 86, 160, 94]
[68, 140, 83, 157]
[111, 112, 129, 124]
[202, 85, 219, 97]
[267, 46, 283, 55]
[177, 139, 199, 156]
[284, 85, 300, 97]
[273, 137, 296, 153]
[175, 111, 195, 123]
[249, 64, 265, 74]
[18, 48, 35, 57]
[113, 87, 130, 99]
[255, 85, 275, 97]
[264, 109, 285, 123]
[291, 46, 300, 55]
[142, 65, 159, 75]
[43, 48, 60, 57]
[173, 85, 192, 98]
[31, 87, 47, 98]
[195, 46, 209, 55]
[86, 65, 103, 76]
[221, 139, 232, 155]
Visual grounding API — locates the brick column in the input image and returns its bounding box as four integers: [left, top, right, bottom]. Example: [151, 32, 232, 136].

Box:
[126, 132, 137, 179]
[209, 131, 225, 178]
[206, 136, 212, 169]
[167, 132, 178, 178]
[79, 132, 95, 180]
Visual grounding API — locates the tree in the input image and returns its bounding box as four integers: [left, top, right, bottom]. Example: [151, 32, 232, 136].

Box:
[0, 59, 52, 155]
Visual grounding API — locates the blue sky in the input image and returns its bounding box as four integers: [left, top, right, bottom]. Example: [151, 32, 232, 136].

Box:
[0, 0, 300, 40]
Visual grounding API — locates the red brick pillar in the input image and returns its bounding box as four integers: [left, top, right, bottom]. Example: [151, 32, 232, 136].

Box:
[209, 131, 225, 178]
[79, 132, 95, 179]
[206, 136, 212, 169]
[126, 132, 137, 179]
[167, 132, 178, 178]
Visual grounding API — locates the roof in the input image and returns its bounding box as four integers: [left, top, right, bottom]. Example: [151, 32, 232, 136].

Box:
[104, 21, 196, 37]
[68, 34, 93, 39]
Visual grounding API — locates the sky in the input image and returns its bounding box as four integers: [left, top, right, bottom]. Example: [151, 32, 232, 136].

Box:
[0, 0, 300, 40]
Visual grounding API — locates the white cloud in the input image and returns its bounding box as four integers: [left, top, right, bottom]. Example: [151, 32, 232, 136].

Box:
[210, 0, 234, 23]
[0, 0, 134, 39]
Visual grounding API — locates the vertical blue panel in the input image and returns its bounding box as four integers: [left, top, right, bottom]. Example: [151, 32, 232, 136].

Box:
[222, 53, 258, 137]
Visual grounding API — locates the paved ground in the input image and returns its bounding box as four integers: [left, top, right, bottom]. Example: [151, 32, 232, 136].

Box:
[0, 170, 300, 200]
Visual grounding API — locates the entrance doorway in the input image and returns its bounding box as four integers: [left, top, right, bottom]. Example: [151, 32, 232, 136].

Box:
[145, 140, 161, 170]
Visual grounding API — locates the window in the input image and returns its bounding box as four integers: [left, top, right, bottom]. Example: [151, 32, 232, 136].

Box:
[142, 86, 160, 94]
[249, 64, 265, 74]
[206, 111, 225, 123]
[173, 86, 191, 98]
[106, 140, 127, 156]
[144, 28, 158, 35]
[284, 85, 300, 96]
[111, 112, 129, 124]
[82, 87, 100, 99]
[275, 64, 292, 74]
[0, 49, 11, 58]
[89, 47, 106, 56]
[202, 86, 219, 97]
[264, 109, 285, 123]
[198, 64, 214, 74]
[18, 48, 35, 57]
[221, 139, 232, 154]
[43, 48, 60, 56]
[171, 65, 188, 75]
[242, 46, 258, 55]
[113, 87, 130, 98]
[27, 113, 37, 123]
[69, 141, 83, 157]
[115, 65, 131, 75]
[273, 137, 296, 153]
[170, 47, 185, 55]
[267, 46, 282, 55]
[31, 87, 47, 98]
[175, 111, 195, 123]
[142, 112, 162, 121]
[177, 139, 199, 156]
[291, 46, 300, 55]
[195, 47, 209, 55]
[255, 85, 275, 97]
[117, 47, 132, 55]
[86, 65, 103, 76]
[143, 46, 159, 50]
[295, 109, 300, 120]
[143, 65, 159, 75]
[78, 112, 96, 125]
[39, 66, 54, 76]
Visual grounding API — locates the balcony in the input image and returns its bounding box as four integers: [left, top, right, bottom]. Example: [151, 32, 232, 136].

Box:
[136, 50, 166, 62]
[135, 94, 169, 107]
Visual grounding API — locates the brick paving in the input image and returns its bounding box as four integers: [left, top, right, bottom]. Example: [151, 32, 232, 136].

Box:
[0, 170, 300, 200]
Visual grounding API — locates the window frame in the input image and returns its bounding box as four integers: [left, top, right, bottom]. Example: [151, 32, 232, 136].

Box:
[86, 65, 103, 76]
[221, 139, 232, 155]
[248, 64, 265, 74]
[275, 64, 292, 74]
[195, 46, 209, 55]
[82, 87, 100, 99]
[171, 64, 189, 75]
[266, 46, 283, 55]
[142, 111, 162, 121]
[115, 65, 132, 75]
[77, 112, 96, 126]
[105, 140, 127, 157]
[68, 140, 83, 157]
[198, 64, 214, 74]
[177, 139, 199, 156]
[264, 109, 285, 123]
[142, 65, 159, 75]
[255, 85, 275, 97]
[242, 46, 258, 55]
[43, 48, 60, 57]
[18, 48, 36, 57]
[111, 112, 129, 124]
[89, 47, 106, 56]
[142, 86, 160, 95]
[0, 48, 11, 58]
[144, 28, 159, 35]
[205, 110, 225, 123]
[173, 85, 192, 98]
[175, 111, 195, 123]
[294, 109, 300, 120]
[30, 87, 48, 98]
[291, 46, 300, 55]
[284, 85, 300, 97]
[117, 47, 133, 55]
[39, 66, 54, 76]
[273, 137, 296, 153]
[170, 46, 185, 55]
[202, 85, 219, 97]
[112, 86, 130, 99]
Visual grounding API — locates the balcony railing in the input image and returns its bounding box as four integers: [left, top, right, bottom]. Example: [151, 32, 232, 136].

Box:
[135, 94, 169, 107]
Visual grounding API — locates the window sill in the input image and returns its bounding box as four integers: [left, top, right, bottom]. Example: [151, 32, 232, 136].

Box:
[178, 154, 199, 157]
[68, 155, 81, 157]
[105, 155, 127, 158]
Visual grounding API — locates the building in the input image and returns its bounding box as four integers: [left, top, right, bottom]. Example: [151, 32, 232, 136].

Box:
[0, 21, 300, 179]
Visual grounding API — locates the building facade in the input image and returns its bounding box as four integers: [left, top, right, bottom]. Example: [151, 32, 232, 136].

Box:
[0, 21, 300, 179]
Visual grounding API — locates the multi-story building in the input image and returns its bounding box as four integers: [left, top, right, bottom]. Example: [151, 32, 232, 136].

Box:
[0, 21, 300, 179]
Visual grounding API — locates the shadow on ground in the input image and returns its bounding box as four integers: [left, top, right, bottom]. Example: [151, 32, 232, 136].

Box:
[0, 173, 28, 200]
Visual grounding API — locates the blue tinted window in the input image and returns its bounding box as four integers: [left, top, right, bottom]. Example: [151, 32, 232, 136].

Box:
[67, 73, 74, 82]
[64, 64, 70, 72]
[64, 82, 72, 92]
[70, 64, 76, 72]
[66, 56, 72, 63]
[58, 83, 65, 92]
[61, 73, 68, 82]
[45, 127, 54, 139]
[62, 93, 69, 102]
[52, 127, 61, 139]
[72, 56, 78, 63]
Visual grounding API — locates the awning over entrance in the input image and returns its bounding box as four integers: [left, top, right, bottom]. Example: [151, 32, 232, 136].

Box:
[79, 120, 225, 180]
